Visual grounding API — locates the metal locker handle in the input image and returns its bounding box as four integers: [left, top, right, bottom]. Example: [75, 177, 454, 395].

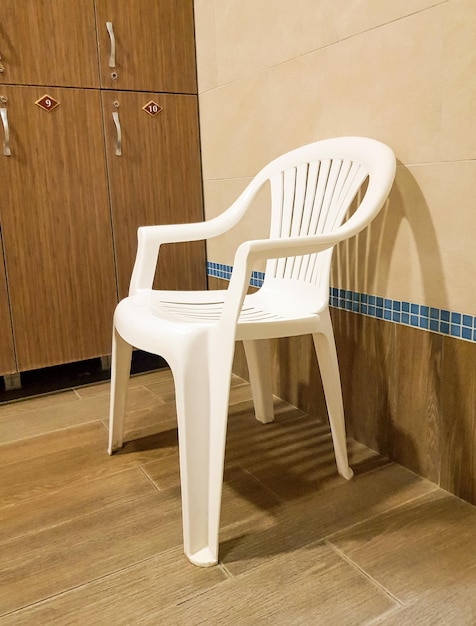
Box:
[0, 107, 11, 156]
[106, 22, 116, 68]
[112, 111, 122, 156]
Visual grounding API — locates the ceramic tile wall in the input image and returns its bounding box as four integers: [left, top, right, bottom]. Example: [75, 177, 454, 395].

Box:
[195, 0, 476, 503]
[195, 0, 475, 316]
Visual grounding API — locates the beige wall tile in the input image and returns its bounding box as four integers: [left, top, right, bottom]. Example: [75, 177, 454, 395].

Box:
[212, 0, 338, 86]
[198, 73, 273, 179]
[331, 0, 448, 39]
[194, 0, 218, 92]
[204, 178, 270, 268]
[440, 0, 476, 160]
[391, 161, 476, 313]
[264, 7, 444, 165]
[332, 160, 476, 314]
[197, 0, 475, 311]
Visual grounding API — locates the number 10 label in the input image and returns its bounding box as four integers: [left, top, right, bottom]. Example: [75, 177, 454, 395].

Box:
[142, 100, 163, 117]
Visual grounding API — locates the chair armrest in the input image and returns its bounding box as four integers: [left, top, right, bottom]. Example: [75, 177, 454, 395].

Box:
[128, 175, 268, 295]
[218, 233, 340, 330]
[236, 233, 340, 263]
[129, 221, 213, 295]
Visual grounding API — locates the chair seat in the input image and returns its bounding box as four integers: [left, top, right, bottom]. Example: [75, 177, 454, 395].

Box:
[115, 288, 321, 348]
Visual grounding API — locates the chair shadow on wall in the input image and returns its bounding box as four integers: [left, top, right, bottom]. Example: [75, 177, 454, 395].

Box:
[328, 160, 470, 492]
[221, 161, 475, 564]
[229, 162, 439, 498]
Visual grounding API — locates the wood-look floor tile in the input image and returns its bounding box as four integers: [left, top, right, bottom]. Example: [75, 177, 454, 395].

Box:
[142, 378, 176, 404]
[221, 463, 435, 576]
[73, 370, 171, 400]
[0, 422, 103, 468]
[108, 399, 178, 443]
[0, 385, 164, 445]
[375, 584, 476, 625]
[129, 369, 173, 389]
[147, 542, 397, 625]
[112, 380, 301, 452]
[0, 422, 177, 507]
[225, 409, 388, 500]
[72, 379, 111, 399]
[140, 368, 244, 405]
[0, 468, 156, 543]
[0, 389, 79, 416]
[328, 489, 476, 604]
[0, 491, 183, 616]
[0, 547, 228, 626]
[143, 458, 280, 530]
[140, 449, 180, 489]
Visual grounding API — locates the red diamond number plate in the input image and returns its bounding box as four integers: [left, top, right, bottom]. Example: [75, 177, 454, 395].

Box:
[35, 94, 60, 112]
[142, 100, 163, 117]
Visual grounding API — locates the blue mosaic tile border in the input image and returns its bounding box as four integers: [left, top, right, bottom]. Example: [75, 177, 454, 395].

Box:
[207, 261, 476, 342]
[207, 261, 265, 288]
[329, 288, 476, 341]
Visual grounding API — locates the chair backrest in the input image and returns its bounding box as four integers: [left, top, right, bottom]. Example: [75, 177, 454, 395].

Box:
[250, 137, 396, 310]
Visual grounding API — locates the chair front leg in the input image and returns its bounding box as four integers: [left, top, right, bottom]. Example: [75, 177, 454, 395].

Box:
[108, 326, 133, 455]
[172, 332, 234, 566]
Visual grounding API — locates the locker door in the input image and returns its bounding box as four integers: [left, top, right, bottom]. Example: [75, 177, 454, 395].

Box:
[95, 0, 197, 94]
[102, 90, 205, 300]
[0, 0, 100, 88]
[0, 233, 16, 375]
[0, 86, 117, 371]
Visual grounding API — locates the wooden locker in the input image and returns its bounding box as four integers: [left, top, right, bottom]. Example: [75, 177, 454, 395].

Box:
[0, 2, 204, 375]
[101, 90, 205, 300]
[0, 86, 117, 371]
[0, 0, 100, 88]
[95, 0, 197, 94]
[0, 233, 16, 374]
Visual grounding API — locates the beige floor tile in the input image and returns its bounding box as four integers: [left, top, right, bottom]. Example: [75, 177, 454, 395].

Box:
[375, 585, 476, 625]
[0, 491, 183, 616]
[143, 458, 280, 530]
[0, 385, 163, 445]
[0, 422, 176, 507]
[1, 367, 473, 623]
[0, 389, 79, 416]
[0, 422, 104, 468]
[72, 379, 111, 399]
[221, 463, 436, 576]
[147, 541, 398, 625]
[225, 408, 387, 500]
[328, 489, 476, 604]
[0, 548, 228, 626]
[0, 468, 156, 543]
[109, 398, 178, 443]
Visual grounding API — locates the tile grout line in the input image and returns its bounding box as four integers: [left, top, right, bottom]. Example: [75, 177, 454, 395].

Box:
[0, 547, 190, 621]
[324, 539, 405, 608]
[321, 482, 440, 544]
[363, 604, 407, 626]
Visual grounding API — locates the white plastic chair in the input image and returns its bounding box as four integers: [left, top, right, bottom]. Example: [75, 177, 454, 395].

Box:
[108, 136, 396, 567]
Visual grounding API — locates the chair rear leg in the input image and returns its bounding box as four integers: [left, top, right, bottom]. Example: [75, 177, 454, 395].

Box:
[243, 339, 274, 424]
[173, 334, 234, 567]
[108, 327, 133, 455]
[312, 312, 353, 480]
